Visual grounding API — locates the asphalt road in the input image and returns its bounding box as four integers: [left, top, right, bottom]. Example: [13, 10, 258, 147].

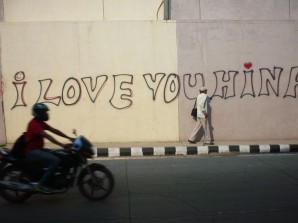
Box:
[1, 153, 298, 223]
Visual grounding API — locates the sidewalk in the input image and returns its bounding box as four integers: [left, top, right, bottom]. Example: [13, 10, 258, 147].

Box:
[5, 140, 298, 158]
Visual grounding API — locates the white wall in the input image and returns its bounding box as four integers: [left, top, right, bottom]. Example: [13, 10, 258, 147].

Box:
[177, 21, 298, 141]
[174, 0, 298, 141]
[291, 0, 298, 20]
[3, 0, 165, 21]
[1, 0, 298, 143]
[200, 0, 290, 20]
[0, 0, 6, 143]
[1, 21, 178, 143]
[172, 0, 295, 21]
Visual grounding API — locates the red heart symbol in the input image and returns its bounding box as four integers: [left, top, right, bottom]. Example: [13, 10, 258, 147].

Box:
[244, 62, 252, 69]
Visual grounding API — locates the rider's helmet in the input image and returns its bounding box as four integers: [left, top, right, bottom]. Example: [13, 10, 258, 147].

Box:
[32, 103, 49, 121]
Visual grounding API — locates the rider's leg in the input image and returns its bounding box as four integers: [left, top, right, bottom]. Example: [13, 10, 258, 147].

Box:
[26, 149, 61, 186]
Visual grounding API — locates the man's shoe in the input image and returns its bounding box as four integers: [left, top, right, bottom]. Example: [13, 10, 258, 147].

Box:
[188, 140, 196, 144]
[203, 142, 214, 146]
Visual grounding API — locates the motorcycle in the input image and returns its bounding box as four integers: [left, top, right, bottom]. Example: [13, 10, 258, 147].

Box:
[0, 132, 114, 203]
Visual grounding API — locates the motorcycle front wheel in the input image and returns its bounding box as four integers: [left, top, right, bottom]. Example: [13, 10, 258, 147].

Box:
[78, 164, 114, 201]
[0, 165, 32, 203]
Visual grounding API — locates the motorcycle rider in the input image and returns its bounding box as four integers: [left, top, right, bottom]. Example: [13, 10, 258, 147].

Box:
[25, 103, 74, 193]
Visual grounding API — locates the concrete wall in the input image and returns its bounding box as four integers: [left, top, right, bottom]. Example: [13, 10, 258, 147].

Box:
[177, 22, 298, 141]
[3, 0, 165, 21]
[172, 0, 296, 20]
[0, 0, 298, 143]
[0, 0, 6, 144]
[0, 0, 173, 143]
[1, 21, 178, 143]
[173, 0, 298, 141]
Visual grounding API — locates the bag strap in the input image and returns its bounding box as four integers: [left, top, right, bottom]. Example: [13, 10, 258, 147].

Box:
[193, 99, 197, 108]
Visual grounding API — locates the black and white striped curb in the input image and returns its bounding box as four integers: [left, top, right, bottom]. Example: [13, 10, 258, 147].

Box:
[96, 144, 298, 157]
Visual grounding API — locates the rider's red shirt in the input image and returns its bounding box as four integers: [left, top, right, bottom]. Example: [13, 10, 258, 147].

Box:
[25, 118, 51, 153]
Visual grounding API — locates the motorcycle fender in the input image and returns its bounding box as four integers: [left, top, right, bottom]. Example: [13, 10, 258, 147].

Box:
[89, 163, 106, 169]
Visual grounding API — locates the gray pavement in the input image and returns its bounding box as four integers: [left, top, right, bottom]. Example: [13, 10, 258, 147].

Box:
[1, 153, 298, 222]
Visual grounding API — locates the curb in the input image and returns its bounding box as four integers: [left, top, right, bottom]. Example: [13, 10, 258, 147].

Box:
[96, 144, 298, 157]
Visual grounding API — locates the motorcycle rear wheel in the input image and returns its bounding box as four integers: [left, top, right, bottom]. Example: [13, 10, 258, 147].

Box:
[78, 165, 114, 201]
[0, 165, 32, 203]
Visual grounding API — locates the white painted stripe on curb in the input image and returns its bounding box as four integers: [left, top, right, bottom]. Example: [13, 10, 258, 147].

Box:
[280, 144, 290, 153]
[198, 146, 209, 155]
[109, 148, 120, 157]
[260, 145, 270, 153]
[239, 145, 250, 153]
[219, 146, 229, 153]
[175, 146, 187, 156]
[131, 147, 143, 156]
[154, 147, 165, 156]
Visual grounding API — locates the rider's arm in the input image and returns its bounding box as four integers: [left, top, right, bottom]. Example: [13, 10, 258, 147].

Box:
[47, 127, 74, 141]
[40, 130, 68, 148]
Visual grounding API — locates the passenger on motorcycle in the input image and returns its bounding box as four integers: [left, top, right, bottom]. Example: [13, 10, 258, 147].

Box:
[25, 103, 74, 193]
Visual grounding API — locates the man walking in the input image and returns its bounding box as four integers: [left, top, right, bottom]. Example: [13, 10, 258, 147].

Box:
[188, 87, 212, 145]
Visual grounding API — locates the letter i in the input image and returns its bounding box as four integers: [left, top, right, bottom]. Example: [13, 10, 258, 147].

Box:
[241, 62, 255, 98]
[11, 71, 27, 109]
